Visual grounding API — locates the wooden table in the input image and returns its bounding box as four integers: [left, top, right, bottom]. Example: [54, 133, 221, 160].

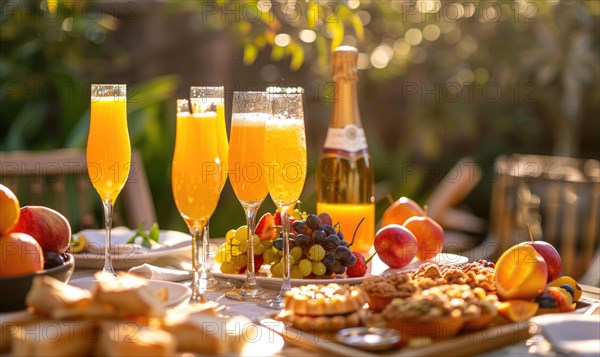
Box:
[67, 263, 599, 357]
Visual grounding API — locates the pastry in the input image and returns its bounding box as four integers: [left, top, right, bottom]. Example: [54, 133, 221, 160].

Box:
[279, 283, 368, 332]
[360, 272, 416, 312]
[97, 321, 176, 357]
[11, 320, 97, 357]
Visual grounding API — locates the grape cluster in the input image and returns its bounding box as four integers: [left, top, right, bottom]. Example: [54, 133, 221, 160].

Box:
[216, 225, 272, 274]
[270, 213, 356, 278]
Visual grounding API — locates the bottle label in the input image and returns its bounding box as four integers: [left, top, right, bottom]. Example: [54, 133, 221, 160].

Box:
[323, 124, 368, 154]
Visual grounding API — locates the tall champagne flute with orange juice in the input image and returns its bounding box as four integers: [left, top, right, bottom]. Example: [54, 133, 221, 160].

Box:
[172, 99, 223, 301]
[190, 86, 232, 290]
[225, 91, 270, 301]
[259, 89, 307, 310]
[87, 84, 130, 275]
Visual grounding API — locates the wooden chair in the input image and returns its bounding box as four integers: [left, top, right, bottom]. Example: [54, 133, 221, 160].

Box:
[0, 149, 156, 232]
[487, 154, 600, 280]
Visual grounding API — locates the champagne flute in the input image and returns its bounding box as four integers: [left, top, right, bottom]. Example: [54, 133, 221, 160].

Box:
[190, 86, 232, 290]
[172, 99, 223, 301]
[87, 84, 130, 275]
[258, 89, 307, 309]
[225, 91, 270, 300]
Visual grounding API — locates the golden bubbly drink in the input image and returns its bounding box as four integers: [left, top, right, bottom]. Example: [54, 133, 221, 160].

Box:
[265, 119, 307, 207]
[172, 112, 222, 229]
[228, 113, 269, 204]
[316, 46, 375, 254]
[215, 102, 228, 188]
[87, 96, 131, 203]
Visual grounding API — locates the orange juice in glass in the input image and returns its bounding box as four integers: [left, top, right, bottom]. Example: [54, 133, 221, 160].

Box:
[225, 91, 269, 301]
[316, 202, 375, 253]
[190, 86, 231, 291]
[87, 84, 130, 275]
[264, 119, 307, 207]
[172, 99, 223, 300]
[259, 90, 307, 310]
[228, 113, 269, 204]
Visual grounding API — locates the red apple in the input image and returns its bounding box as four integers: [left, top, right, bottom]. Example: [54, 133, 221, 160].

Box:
[9, 206, 71, 254]
[381, 197, 425, 227]
[522, 240, 562, 282]
[374, 224, 418, 269]
[403, 206, 445, 261]
[255, 213, 278, 241]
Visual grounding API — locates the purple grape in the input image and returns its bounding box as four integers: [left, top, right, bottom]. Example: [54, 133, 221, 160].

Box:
[324, 234, 340, 250]
[306, 214, 322, 230]
[319, 212, 333, 226]
[312, 229, 326, 244]
[323, 224, 336, 236]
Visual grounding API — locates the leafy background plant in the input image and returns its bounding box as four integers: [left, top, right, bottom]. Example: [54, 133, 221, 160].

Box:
[1, 0, 598, 238]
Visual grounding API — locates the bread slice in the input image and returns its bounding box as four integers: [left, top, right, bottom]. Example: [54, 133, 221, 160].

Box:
[0, 311, 40, 353]
[26, 276, 92, 317]
[96, 321, 176, 357]
[163, 312, 253, 354]
[92, 272, 165, 319]
[11, 320, 97, 357]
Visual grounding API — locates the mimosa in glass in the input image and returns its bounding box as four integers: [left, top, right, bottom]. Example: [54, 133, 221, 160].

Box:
[225, 91, 270, 300]
[190, 86, 232, 291]
[87, 84, 130, 275]
[259, 89, 307, 309]
[172, 99, 223, 301]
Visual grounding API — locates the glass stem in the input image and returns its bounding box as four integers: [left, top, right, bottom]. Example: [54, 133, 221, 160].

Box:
[280, 208, 291, 292]
[204, 222, 210, 269]
[102, 200, 116, 276]
[190, 225, 206, 302]
[244, 204, 259, 283]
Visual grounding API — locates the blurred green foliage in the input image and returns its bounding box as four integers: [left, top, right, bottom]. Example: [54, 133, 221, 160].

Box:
[1, 1, 598, 237]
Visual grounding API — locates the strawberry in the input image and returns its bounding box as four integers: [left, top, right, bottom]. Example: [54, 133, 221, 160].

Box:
[255, 213, 278, 241]
[346, 252, 367, 277]
[238, 254, 264, 274]
[274, 211, 282, 225]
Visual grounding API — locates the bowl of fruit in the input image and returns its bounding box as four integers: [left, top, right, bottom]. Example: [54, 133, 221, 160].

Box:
[0, 185, 75, 312]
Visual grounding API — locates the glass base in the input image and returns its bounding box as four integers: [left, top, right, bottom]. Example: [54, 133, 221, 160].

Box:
[225, 286, 269, 301]
[257, 292, 285, 309]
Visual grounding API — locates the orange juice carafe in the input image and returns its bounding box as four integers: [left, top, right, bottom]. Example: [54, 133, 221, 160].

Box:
[316, 46, 375, 254]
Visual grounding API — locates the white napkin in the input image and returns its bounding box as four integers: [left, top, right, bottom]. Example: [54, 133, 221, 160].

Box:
[76, 227, 190, 255]
[128, 263, 192, 282]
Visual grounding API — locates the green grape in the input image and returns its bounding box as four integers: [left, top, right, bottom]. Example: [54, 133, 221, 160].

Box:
[290, 246, 303, 261]
[220, 262, 236, 274]
[263, 248, 275, 264]
[262, 239, 273, 247]
[254, 242, 266, 255]
[230, 244, 244, 256]
[309, 244, 326, 262]
[225, 229, 237, 244]
[231, 254, 248, 269]
[312, 261, 326, 276]
[272, 253, 282, 265]
[271, 263, 283, 278]
[301, 211, 308, 220]
[215, 249, 232, 264]
[288, 255, 296, 267]
[234, 225, 248, 243]
[298, 259, 312, 276]
[252, 234, 260, 245]
[238, 239, 249, 254]
[290, 266, 303, 279]
[290, 209, 302, 221]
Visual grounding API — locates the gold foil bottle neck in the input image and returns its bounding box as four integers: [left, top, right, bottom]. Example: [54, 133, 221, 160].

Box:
[332, 46, 358, 81]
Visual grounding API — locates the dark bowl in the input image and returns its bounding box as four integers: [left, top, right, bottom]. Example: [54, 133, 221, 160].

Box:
[0, 253, 74, 312]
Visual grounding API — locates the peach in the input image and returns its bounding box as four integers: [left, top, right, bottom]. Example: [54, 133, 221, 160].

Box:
[494, 243, 548, 301]
[0, 184, 20, 234]
[403, 206, 445, 261]
[255, 213, 277, 241]
[9, 206, 71, 254]
[374, 224, 418, 269]
[381, 197, 424, 227]
[0, 232, 44, 278]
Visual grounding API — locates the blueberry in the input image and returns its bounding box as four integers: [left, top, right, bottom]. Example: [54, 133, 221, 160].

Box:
[44, 252, 65, 269]
[560, 284, 575, 298]
[536, 293, 558, 309]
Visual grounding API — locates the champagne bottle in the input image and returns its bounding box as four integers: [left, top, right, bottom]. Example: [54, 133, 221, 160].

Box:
[316, 46, 375, 254]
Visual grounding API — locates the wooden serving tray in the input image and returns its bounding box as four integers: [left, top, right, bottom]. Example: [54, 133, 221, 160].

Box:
[257, 298, 598, 357]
